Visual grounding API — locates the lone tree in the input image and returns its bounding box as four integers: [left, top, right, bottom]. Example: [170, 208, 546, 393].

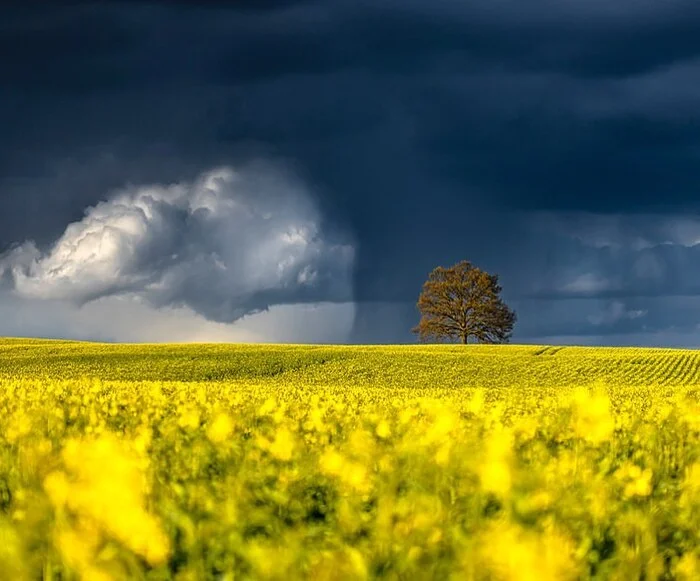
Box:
[412, 260, 516, 344]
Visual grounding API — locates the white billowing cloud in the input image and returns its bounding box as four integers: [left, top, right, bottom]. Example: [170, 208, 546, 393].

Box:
[0, 163, 355, 325]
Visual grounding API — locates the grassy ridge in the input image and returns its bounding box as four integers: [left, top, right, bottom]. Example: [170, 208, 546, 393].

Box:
[2, 338, 700, 387]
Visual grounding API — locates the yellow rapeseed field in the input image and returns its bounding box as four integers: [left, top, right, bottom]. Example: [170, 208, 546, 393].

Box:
[0, 338, 698, 580]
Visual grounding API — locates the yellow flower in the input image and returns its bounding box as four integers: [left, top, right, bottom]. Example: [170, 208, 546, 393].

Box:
[398, 406, 419, 426]
[268, 428, 295, 461]
[319, 449, 370, 493]
[56, 528, 110, 581]
[347, 429, 375, 460]
[615, 463, 654, 498]
[206, 413, 234, 444]
[480, 460, 511, 497]
[375, 420, 391, 439]
[514, 416, 538, 440]
[421, 407, 458, 446]
[308, 546, 368, 581]
[133, 428, 152, 455]
[407, 546, 422, 562]
[257, 397, 277, 417]
[680, 462, 700, 508]
[0, 518, 29, 581]
[43, 471, 70, 509]
[344, 463, 370, 493]
[434, 442, 451, 466]
[676, 552, 700, 580]
[304, 406, 327, 433]
[679, 401, 700, 430]
[466, 388, 486, 415]
[476, 520, 579, 581]
[246, 539, 296, 579]
[479, 428, 513, 497]
[571, 387, 615, 444]
[319, 449, 345, 476]
[5, 412, 32, 442]
[683, 462, 700, 493]
[178, 408, 200, 431]
[624, 470, 653, 498]
[45, 434, 170, 572]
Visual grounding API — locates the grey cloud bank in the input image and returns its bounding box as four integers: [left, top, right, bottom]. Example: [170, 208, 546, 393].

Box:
[0, 293, 356, 343]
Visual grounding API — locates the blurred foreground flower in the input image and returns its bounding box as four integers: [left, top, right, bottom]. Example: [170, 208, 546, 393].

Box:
[43, 433, 170, 577]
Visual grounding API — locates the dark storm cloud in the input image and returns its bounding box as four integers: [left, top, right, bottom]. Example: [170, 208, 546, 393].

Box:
[3, 0, 700, 342]
[512, 295, 700, 342]
[519, 213, 700, 299]
[6, 1, 700, 200]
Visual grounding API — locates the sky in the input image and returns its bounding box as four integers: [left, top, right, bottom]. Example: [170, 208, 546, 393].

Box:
[3, 1, 700, 345]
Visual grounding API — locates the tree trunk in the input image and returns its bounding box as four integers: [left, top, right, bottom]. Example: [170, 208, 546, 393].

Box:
[462, 334, 468, 344]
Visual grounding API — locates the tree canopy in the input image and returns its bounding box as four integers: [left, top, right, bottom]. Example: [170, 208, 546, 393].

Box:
[412, 260, 516, 344]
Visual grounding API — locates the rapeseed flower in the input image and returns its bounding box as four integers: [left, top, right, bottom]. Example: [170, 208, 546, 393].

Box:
[479, 427, 514, 497]
[571, 387, 615, 444]
[268, 428, 295, 461]
[206, 413, 234, 444]
[43, 434, 170, 574]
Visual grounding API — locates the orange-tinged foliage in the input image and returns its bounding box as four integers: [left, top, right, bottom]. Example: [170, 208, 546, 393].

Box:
[413, 260, 516, 344]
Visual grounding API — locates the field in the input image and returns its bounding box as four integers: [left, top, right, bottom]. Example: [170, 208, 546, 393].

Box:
[0, 338, 698, 580]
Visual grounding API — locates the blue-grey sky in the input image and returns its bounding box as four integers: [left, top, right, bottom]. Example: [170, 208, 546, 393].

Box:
[3, 1, 700, 344]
